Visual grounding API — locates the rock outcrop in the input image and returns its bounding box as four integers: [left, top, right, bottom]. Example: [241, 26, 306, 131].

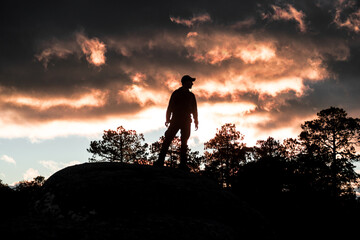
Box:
[32, 163, 271, 239]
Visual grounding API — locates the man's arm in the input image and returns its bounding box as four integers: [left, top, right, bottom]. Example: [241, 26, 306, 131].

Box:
[192, 94, 198, 130]
[165, 92, 175, 127]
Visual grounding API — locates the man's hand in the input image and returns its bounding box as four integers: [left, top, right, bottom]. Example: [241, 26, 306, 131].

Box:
[165, 121, 170, 127]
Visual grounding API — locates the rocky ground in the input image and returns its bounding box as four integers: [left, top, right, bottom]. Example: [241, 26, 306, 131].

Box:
[1, 163, 273, 240]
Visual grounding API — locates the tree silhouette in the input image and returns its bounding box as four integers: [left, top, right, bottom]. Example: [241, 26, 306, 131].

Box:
[166, 136, 181, 168]
[87, 126, 148, 163]
[234, 137, 293, 197]
[187, 150, 205, 173]
[254, 136, 283, 159]
[299, 107, 360, 198]
[15, 176, 45, 191]
[204, 123, 247, 187]
[0, 179, 5, 187]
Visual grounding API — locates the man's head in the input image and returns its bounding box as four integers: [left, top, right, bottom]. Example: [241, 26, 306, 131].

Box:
[181, 75, 196, 89]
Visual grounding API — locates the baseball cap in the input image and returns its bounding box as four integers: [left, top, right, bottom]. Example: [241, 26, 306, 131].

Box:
[181, 75, 196, 83]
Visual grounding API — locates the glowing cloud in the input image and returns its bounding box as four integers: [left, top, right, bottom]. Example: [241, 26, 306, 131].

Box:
[118, 85, 167, 106]
[2, 89, 107, 110]
[0, 106, 166, 142]
[334, 0, 360, 33]
[35, 32, 107, 68]
[236, 44, 276, 64]
[187, 32, 199, 37]
[190, 102, 306, 147]
[35, 43, 75, 68]
[170, 13, 211, 27]
[182, 30, 342, 100]
[8, 14, 353, 147]
[76, 33, 107, 66]
[231, 18, 256, 29]
[264, 4, 307, 32]
[184, 32, 277, 65]
[131, 72, 147, 83]
[118, 76, 169, 107]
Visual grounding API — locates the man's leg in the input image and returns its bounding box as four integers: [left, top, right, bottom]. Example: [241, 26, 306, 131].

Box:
[179, 123, 191, 169]
[155, 123, 179, 166]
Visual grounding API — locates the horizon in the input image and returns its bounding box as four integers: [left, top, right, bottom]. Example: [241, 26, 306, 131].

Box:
[1, 0, 360, 185]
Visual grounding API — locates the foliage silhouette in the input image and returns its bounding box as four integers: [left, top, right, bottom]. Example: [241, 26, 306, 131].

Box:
[87, 126, 148, 163]
[299, 107, 360, 199]
[232, 134, 359, 240]
[204, 123, 247, 187]
[2, 107, 360, 240]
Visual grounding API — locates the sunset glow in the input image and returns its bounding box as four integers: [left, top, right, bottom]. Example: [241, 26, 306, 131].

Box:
[3, 89, 107, 110]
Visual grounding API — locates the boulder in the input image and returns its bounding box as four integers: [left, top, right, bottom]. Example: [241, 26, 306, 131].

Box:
[34, 162, 272, 239]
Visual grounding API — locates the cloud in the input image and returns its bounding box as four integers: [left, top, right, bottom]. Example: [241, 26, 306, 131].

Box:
[263, 4, 307, 32]
[23, 168, 40, 181]
[1, 0, 360, 148]
[170, 13, 211, 27]
[230, 18, 257, 29]
[184, 31, 277, 64]
[0, 105, 167, 142]
[76, 32, 107, 66]
[187, 32, 198, 37]
[333, 0, 360, 33]
[1, 88, 107, 111]
[1, 21, 352, 143]
[0, 155, 16, 165]
[39, 160, 81, 173]
[35, 42, 75, 68]
[35, 32, 107, 68]
[183, 30, 348, 99]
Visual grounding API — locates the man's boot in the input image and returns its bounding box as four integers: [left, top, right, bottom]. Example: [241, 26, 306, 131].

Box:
[154, 151, 166, 167]
[179, 153, 190, 171]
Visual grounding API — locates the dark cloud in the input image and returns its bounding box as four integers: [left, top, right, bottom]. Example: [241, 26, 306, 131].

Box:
[0, 0, 359, 141]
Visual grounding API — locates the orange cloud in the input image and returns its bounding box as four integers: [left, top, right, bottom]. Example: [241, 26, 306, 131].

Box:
[230, 18, 256, 29]
[131, 72, 147, 84]
[187, 32, 198, 37]
[118, 85, 168, 107]
[0, 106, 165, 142]
[117, 71, 172, 107]
[185, 32, 277, 64]
[334, 0, 360, 33]
[170, 13, 211, 27]
[182, 30, 343, 100]
[264, 4, 307, 32]
[13, 21, 353, 145]
[35, 42, 76, 68]
[35, 32, 107, 68]
[2, 89, 107, 110]
[236, 44, 276, 64]
[190, 102, 311, 146]
[76, 33, 107, 66]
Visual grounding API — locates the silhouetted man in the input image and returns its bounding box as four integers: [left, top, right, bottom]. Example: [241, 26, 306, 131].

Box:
[154, 75, 198, 170]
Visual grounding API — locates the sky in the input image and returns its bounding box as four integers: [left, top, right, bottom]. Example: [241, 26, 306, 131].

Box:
[1, 0, 360, 185]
